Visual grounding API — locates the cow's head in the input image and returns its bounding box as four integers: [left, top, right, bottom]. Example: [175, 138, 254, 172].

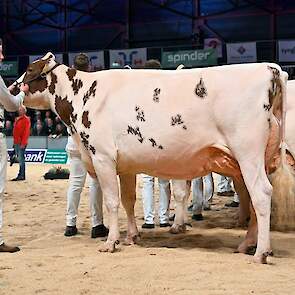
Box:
[21, 52, 58, 109]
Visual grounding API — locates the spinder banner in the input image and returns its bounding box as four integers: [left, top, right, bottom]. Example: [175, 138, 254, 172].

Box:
[109, 48, 147, 68]
[29, 54, 63, 64]
[68, 51, 105, 70]
[161, 48, 217, 68]
[226, 42, 257, 64]
[278, 40, 295, 62]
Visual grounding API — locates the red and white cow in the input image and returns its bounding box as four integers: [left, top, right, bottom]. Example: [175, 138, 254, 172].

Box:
[18, 53, 293, 264]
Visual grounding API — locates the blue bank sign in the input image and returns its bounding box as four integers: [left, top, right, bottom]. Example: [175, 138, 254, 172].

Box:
[7, 149, 67, 164]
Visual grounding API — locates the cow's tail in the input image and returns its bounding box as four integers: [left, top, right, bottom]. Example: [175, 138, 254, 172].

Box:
[271, 70, 295, 231]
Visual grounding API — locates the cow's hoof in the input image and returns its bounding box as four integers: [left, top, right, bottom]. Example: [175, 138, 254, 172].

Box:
[235, 244, 257, 255]
[237, 240, 257, 254]
[98, 240, 119, 253]
[169, 224, 186, 234]
[253, 251, 271, 264]
[123, 234, 140, 245]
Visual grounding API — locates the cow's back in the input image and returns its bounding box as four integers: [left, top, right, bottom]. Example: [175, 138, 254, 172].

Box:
[85, 63, 279, 178]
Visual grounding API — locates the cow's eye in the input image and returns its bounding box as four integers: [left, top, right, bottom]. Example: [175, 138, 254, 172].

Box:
[28, 68, 33, 73]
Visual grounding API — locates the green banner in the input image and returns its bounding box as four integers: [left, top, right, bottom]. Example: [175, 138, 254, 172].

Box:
[162, 48, 217, 68]
[44, 150, 68, 164]
[0, 61, 18, 76]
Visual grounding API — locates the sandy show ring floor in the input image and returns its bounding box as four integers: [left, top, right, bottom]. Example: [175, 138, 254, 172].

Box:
[0, 164, 294, 295]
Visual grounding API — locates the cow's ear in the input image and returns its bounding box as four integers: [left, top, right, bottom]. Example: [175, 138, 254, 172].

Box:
[42, 52, 55, 63]
[41, 52, 56, 75]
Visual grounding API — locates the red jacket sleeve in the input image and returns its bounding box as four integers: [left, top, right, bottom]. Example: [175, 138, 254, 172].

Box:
[21, 117, 31, 147]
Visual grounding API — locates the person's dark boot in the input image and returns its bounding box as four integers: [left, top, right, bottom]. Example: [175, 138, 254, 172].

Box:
[11, 177, 25, 181]
[225, 201, 239, 208]
[192, 214, 204, 221]
[64, 225, 78, 237]
[0, 243, 20, 253]
[91, 224, 109, 238]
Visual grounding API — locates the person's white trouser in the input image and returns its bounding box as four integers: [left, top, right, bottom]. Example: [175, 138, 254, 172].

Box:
[192, 173, 214, 215]
[141, 174, 171, 224]
[66, 153, 103, 227]
[0, 134, 7, 245]
[217, 175, 233, 193]
[233, 193, 240, 203]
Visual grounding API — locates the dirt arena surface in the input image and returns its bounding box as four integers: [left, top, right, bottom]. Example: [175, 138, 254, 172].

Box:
[0, 164, 295, 295]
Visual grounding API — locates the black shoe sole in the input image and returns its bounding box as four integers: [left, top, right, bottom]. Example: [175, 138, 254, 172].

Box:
[141, 224, 155, 229]
[64, 226, 78, 237]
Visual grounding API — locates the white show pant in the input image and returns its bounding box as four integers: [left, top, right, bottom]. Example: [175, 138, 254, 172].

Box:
[217, 175, 240, 203]
[192, 173, 214, 215]
[0, 134, 7, 245]
[217, 175, 233, 192]
[66, 153, 103, 227]
[141, 174, 171, 224]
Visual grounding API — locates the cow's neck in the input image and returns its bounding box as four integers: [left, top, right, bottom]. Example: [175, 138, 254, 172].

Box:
[46, 64, 96, 135]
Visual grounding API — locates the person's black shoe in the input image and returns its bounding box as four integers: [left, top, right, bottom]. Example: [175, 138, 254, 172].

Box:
[11, 177, 25, 181]
[225, 201, 239, 208]
[160, 223, 171, 228]
[64, 225, 78, 237]
[0, 243, 20, 253]
[91, 224, 109, 238]
[192, 214, 204, 221]
[217, 190, 235, 196]
[141, 223, 155, 229]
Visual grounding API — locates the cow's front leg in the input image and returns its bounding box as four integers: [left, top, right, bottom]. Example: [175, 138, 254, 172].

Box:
[94, 160, 120, 253]
[170, 180, 190, 234]
[119, 174, 140, 245]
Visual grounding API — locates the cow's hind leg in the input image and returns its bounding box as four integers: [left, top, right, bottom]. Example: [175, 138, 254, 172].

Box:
[94, 159, 120, 253]
[119, 174, 140, 245]
[170, 180, 190, 234]
[238, 160, 272, 263]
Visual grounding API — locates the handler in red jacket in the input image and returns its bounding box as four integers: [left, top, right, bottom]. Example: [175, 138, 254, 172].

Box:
[12, 105, 31, 181]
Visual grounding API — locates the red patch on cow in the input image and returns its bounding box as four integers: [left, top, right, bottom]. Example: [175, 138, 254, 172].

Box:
[54, 95, 74, 126]
[30, 78, 48, 94]
[49, 72, 58, 95]
[66, 68, 77, 81]
[82, 111, 91, 128]
[83, 81, 97, 105]
[72, 79, 83, 95]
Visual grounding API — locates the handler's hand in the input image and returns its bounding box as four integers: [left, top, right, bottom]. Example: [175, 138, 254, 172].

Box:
[8, 84, 16, 92]
[20, 83, 29, 94]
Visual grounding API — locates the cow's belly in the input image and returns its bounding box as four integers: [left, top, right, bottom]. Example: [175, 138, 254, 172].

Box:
[117, 145, 241, 180]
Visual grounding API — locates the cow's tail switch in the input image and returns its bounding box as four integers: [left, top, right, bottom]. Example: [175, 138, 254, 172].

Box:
[271, 70, 295, 231]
